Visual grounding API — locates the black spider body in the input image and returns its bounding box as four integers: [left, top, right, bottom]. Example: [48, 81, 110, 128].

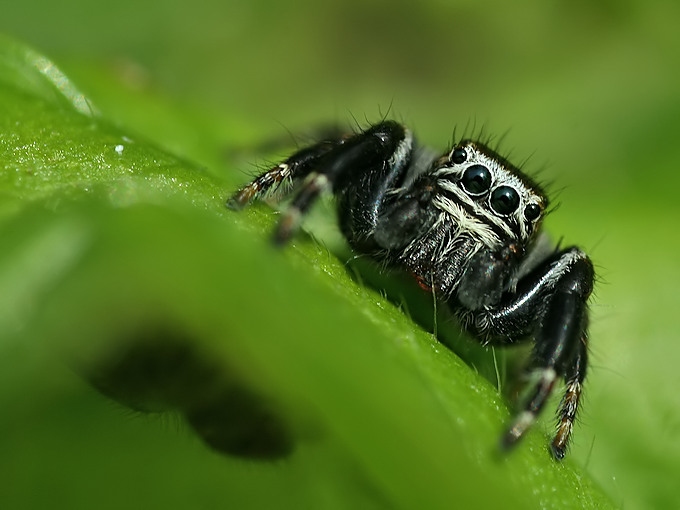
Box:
[228, 120, 594, 460]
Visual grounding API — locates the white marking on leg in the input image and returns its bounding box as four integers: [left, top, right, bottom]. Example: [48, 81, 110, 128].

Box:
[506, 411, 536, 444]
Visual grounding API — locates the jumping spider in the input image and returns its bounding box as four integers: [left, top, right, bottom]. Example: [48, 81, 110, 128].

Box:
[227, 120, 594, 460]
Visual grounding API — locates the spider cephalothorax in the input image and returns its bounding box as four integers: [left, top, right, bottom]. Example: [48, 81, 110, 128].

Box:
[228, 120, 594, 460]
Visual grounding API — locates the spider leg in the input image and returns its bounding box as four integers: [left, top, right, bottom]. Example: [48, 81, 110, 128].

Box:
[460, 247, 593, 458]
[227, 139, 344, 210]
[273, 121, 413, 244]
[551, 338, 587, 459]
[273, 171, 332, 244]
[228, 121, 415, 245]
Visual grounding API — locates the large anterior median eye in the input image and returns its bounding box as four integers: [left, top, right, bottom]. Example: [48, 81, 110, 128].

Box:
[490, 186, 520, 215]
[461, 164, 492, 195]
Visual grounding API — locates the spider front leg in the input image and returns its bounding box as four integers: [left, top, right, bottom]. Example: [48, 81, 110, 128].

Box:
[551, 340, 587, 459]
[227, 121, 414, 245]
[463, 246, 594, 459]
[227, 137, 344, 210]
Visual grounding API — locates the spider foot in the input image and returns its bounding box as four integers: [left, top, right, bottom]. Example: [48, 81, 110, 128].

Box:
[227, 163, 292, 210]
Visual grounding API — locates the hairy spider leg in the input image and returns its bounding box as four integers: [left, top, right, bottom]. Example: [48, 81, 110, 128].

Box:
[228, 121, 414, 245]
[273, 170, 331, 244]
[227, 139, 343, 210]
[551, 339, 587, 459]
[464, 246, 593, 458]
[274, 121, 411, 244]
[275, 122, 414, 244]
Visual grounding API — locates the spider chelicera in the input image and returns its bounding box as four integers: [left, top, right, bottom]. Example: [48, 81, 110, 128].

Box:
[228, 120, 594, 460]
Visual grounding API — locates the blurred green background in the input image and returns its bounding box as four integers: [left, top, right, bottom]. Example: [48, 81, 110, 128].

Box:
[1, 0, 679, 508]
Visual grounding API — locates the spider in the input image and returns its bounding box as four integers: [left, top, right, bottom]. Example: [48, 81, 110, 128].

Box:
[227, 120, 594, 460]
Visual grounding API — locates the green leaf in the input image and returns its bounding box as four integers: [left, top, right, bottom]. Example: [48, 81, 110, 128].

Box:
[0, 36, 614, 509]
[0, 33, 95, 116]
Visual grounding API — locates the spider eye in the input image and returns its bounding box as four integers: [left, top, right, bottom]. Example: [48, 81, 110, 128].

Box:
[524, 203, 541, 221]
[461, 165, 491, 195]
[490, 186, 520, 215]
[451, 148, 467, 164]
